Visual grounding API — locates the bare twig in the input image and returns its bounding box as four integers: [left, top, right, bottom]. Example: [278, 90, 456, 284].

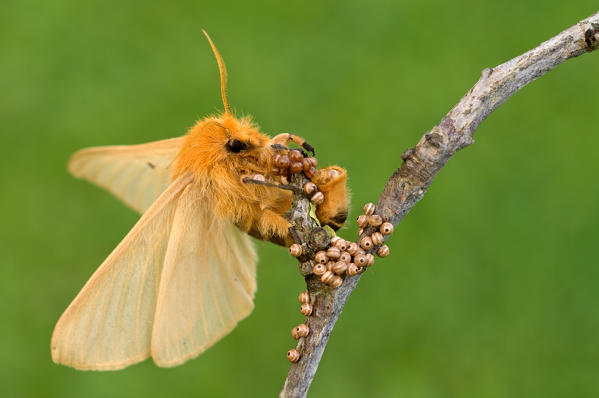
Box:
[279, 11, 599, 398]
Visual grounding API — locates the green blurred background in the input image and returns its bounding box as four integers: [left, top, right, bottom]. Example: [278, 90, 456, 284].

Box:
[2, 1, 598, 397]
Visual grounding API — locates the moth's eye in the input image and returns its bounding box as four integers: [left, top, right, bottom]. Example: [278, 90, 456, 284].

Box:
[226, 139, 248, 153]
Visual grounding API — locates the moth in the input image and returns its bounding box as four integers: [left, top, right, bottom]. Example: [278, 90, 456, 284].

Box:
[51, 32, 349, 370]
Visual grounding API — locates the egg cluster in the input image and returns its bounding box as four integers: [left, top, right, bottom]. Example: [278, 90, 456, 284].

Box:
[355, 202, 392, 258]
[274, 148, 317, 177]
[289, 202, 393, 284]
[285, 202, 395, 362]
[273, 149, 327, 206]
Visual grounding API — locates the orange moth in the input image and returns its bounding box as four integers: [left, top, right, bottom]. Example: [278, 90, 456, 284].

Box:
[51, 32, 349, 370]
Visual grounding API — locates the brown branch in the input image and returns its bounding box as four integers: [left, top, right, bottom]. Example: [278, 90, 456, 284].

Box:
[279, 11, 599, 398]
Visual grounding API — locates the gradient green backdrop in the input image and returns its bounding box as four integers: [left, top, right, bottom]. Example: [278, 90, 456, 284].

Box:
[2, 1, 598, 397]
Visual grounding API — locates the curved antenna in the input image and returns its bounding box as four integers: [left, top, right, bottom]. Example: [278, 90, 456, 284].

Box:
[202, 30, 231, 115]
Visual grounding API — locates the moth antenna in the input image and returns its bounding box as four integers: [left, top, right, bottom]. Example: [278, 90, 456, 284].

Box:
[202, 30, 231, 115]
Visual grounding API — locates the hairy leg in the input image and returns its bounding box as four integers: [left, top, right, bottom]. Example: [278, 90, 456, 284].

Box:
[312, 166, 350, 230]
[258, 209, 292, 241]
[270, 133, 315, 155]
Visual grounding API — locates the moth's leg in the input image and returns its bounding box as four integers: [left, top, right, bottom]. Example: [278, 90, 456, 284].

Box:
[270, 143, 289, 152]
[270, 133, 292, 146]
[270, 133, 315, 155]
[311, 166, 349, 231]
[242, 177, 302, 194]
[258, 209, 292, 242]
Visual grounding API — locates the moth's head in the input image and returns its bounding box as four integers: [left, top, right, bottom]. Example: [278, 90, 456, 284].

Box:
[219, 114, 268, 153]
[175, 114, 269, 178]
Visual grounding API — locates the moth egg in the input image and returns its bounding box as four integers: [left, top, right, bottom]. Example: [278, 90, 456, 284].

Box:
[347, 242, 359, 256]
[326, 261, 335, 272]
[329, 275, 343, 288]
[289, 149, 304, 163]
[302, 158, 312, 172]
[356, 215, 368, 228]
[297, 326, 309, 338]
[314, 251, 328, 264]
[313, 263, 327, 276]
[289, 243, 303, 257]
[298, 291, 310, 304]
[300, 303, 313, 316]
[368, 215, 383, 227]
[276, 155, 290, 169]
[377, 245, 390, 257]
[371, 232, 384, 246]
[347, 263, 359, 276]
[339, 251, 351, 263]
[311, 192, 324, 205]
[294, 324, 309, 338]
[365, 253, 375, 266]
[280, 175, 290, 185]
[321, 270, 335, 284]
[252, 174, 266, 182]
[332, 261, 348, 275]
[290, 162, 304, 174]
[305, 166, 317, 179]
[334, 239, 348, 252]
[363, 203, 376, 216]
[380, 222, 394, 235]
[287, 349, 300, 362]
[304, 182, 317, 195]
[326, 247, 341, 259]
[319, 172, 331, 184]
[355, 254, 368, 267]
[360, 236, 373, 250]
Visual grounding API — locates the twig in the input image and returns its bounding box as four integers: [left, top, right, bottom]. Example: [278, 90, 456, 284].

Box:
[279, 11, 599, 398]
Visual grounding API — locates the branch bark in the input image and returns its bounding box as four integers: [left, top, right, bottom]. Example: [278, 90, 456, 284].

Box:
[279, 11, 599, 398]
